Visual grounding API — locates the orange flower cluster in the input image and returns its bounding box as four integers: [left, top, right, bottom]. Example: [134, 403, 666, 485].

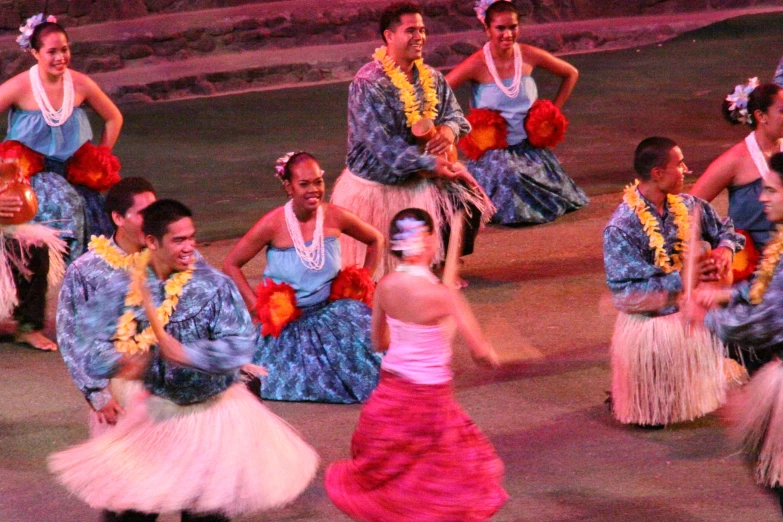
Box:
[0, 140, 44, 179]
[524, 99, 568, 149]
[731, 230, 760, 282]
[255, 278, 302, 338]
[457, 108, 508, 161]
[329, 265, 375, 306]
[67, 142, 121, 192]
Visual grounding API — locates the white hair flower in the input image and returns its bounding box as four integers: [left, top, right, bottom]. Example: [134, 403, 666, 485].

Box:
[16, 13, 57, 51]
[725, 77, 760, 125]
[474, 0, 512, 24]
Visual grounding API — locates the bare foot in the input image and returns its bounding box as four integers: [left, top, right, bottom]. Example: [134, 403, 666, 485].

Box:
[15, 330, 58, 351]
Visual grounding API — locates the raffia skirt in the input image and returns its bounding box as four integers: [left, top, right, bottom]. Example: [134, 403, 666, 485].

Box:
[49, 384, 319, 516]
[325, 370, 508, 521]
[611, 311, 726, 426]
[724, 357, 783, 487]
[330, 169, 494, 278]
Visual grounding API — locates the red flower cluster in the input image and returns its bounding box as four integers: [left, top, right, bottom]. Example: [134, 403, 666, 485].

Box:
[255, 278, 302, 338]
[731, 230, 760, 282]
[457, 108, 508, 161]
[0, 140, 44, 179]
[66, 142, 121, 192]
[524, 99, 568, 149]
[329, 265, 375, 306]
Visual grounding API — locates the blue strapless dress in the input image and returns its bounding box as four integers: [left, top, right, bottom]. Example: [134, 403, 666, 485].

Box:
[728, 178, 773, 248]
[254, 236, 381, 403]
[465, 77, 588, 225]
[5, 107, 113, 260]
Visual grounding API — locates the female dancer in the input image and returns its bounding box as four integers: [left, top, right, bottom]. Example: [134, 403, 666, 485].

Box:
[223, 152, 384, 403]
[445, 0, 588, 225]
[0, 15, 122, 258]
[325, 208, 507, 521]
[690, 82, 783, 251]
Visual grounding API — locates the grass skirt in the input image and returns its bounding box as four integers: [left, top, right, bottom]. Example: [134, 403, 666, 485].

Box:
[611, 311, 726, 426]
[330, 169, 493, 278]
[465, 140, 588, 225]
[325, 370, 508, 521]
[50, 384, 319, 516]
[724, 358, 783, 487]
[255, 299, 381, 403]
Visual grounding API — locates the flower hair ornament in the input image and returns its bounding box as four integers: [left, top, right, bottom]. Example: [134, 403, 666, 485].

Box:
[474, 0, 512, 24]
[17, 13, 57, 51]
[725, 77, 760, 126]
[391, 217, 428, 257]
[274, 151, 324, 183]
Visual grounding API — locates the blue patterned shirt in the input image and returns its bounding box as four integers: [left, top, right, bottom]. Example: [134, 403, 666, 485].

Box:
[603, 189, 744, 316]
[346, 60, 470, 185]
[57, 239, 128, 410]
[79, 259, 257, 406]
[706, 265, 783, 353]
[775, 55, 783, 88]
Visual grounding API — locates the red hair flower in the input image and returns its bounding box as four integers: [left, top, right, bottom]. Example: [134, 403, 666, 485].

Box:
[66, 142, 121, 192]
[524, 99, 568, 149]
[329, 265, 375, 306]
[255, 278, 302, 337]
[731, 230, 760, 282]
[0, 141, 44, 179]
[457, 108, 508, 161]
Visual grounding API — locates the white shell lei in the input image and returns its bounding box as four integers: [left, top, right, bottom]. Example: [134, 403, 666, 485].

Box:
[395, 263, 440, 284]
[284, 199, 325, 271]
[483, 41, 522, 99]
[29, 64, 73, 127]
[746, 132, 783, 181]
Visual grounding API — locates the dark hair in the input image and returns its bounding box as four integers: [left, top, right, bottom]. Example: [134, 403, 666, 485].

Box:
[281, 152, 319, 182]
[633, 136, 678, 180]
[722, 83, 782, 129]
[485, 1, 519, 26]
[104, 177, 157, 230]
[389, 207, 434, 258]
[770, 152, 783, 184]
[380, 2, 423, 43]
[141, 199, 192, 241]
[31, 22, 68, 52]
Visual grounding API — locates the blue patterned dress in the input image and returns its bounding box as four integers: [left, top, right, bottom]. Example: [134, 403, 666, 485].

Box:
[464, 77, 588, 225]
[254, 236, 381, 403]
[5, 107, 113, 260]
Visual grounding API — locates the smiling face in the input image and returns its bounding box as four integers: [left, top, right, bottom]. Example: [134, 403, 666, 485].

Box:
[757, 90, 783, 140]
[486, 11, 519, 52]
[385, 13, 426, 65]
[147, 217, 196, 277]
[31, 30, 70, 77]
[284, 157, 325, 214]
[653, 146, 687, 195]
[760, 169, 783, 224]
[113, 191, 157, 249]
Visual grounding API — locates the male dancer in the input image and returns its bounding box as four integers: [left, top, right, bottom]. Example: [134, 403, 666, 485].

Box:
[603, 136, 744, 427]
[331, 1, 492, 278]
[57, 177, 156, 430]
[697, 152, 783, 514]
[50, 200, 318, 522]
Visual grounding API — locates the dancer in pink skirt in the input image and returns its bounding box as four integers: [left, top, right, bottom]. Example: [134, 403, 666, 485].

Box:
[325, 207, 507, 521]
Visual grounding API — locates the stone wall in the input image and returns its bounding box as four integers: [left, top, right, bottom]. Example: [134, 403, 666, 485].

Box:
[0, 0, 777, 31]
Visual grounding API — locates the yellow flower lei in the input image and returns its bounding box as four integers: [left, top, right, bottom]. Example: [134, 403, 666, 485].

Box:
[89, 235, 146, 270]
[749, 230, 783, 304]
[623, 180, 690, 274]
[113, 250, 194, 356]
[373, 46, 439, 128]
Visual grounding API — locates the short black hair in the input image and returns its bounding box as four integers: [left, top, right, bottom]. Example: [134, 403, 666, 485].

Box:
[280, 152, 319, 182]
[104, 177, 156, 230]
[380, 2, 423, 43]
[770, 152, 783, 184]
[633, 136, 678, 180]
[389, 207, 434, 258]
[31, 22, 68, 52]
[485, 1, 519, 26]
[141, 199, 192, 241]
